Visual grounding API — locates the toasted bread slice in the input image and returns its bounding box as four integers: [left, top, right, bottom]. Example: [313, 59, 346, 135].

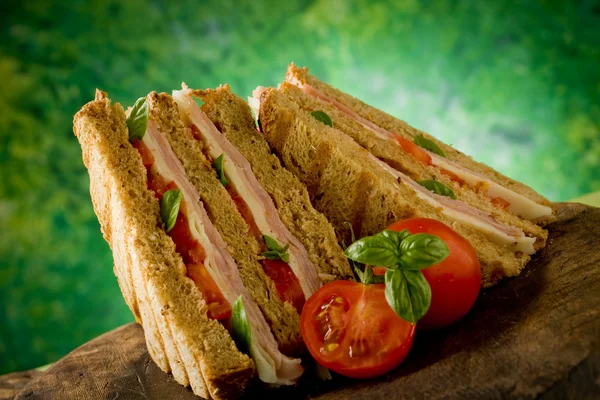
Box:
[258, 87, 536, 287]
[286, 64, 554, 225]
[191, 85, 354, 282]
[275, 82, 548, 246]
[73, 90, 255, 399]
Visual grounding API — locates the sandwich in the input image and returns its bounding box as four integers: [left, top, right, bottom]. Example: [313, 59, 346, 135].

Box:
[251, 65, 554, 287]
[73, 86, 352, 399]
[283, 64, 555, 224]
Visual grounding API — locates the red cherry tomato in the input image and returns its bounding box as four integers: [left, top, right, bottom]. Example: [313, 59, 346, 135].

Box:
[300, 281, 415, 378]
[387, 218, 481, 330]
[393, 135, 432, 165]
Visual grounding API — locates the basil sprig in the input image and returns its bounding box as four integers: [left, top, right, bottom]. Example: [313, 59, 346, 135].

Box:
[419, 180, 456, 199]
[311, 110, 333, 127]
[160, 189, 182, 232]
[344, 229, 449, 323]
[231, 296, 252, 354]
[341, 222, 384, 284]
[414, 134, 446, 157]
[212, 154, 228, 187]
[126, 97, 149, 142]
[262, 235, 290, 263]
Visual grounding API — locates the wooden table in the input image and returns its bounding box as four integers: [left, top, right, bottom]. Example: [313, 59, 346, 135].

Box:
[5, 202, 600, 399]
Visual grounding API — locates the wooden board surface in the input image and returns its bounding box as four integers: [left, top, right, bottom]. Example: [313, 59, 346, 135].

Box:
[14, 203, 600, 399]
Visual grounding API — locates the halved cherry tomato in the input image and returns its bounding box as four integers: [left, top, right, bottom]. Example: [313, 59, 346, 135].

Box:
[300, 281, 415, 378]
[387, 218, 480, 330]
[490, 196, 511, 209]
[393, 134, 432, 165]
[262, 259, 305, 313]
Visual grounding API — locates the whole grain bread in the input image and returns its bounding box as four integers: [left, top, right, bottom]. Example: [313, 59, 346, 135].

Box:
[73, 90, 255, 400]
[259, 87, 534, 287]
[147, 91, 302, 355]
[192, 85, 354, 282]
[277, 82, 548, 247]
[286, 64, 554, 224]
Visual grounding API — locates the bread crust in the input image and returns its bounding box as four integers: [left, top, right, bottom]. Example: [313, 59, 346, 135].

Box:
[286, 64, 555, 225]
[73, 90, 255, 399]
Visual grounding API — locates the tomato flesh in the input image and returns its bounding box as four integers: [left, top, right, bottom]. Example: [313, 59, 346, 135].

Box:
[393, 134, 432, 165]
[387, 218, 481, 330]
[439, 168, 466, 186]
[225, 178, 306, 313]
[187, 259, 232, 321]
[189, 124, 204, 141]
[490, 196, 511, 209]
[262, 259, 305, 313]
[136, 143, 231, 321]
[301, 281, 415, 379]
[133, 139, 155, 167]
[227, 185, 264, 241]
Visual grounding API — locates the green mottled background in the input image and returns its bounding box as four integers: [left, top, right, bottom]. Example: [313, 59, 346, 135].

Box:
[1, 0, 599, 373]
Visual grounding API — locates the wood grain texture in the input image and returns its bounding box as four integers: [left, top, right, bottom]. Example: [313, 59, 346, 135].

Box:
[14, 203, 600, 400]
[0, 370, 44, 400]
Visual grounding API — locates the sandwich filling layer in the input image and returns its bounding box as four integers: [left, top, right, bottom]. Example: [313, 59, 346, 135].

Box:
[136, 119, 303, 385]
[370, 155, 536, 254]
[173, 86, 321, 308]
[287, 79, 552, 221]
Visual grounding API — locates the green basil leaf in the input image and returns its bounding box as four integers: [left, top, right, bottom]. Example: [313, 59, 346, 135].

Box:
[160, 189, 182, 232]
[384, 269, 431, 323]
[311, 110, 333, 127]
[262, 250, 290, 263]
[344, 235, 401, 267]
[262, 235, 290, 263]
[375, 229, 410, 250]
[263, 235, 282, 251]
[418, 180, 457, 200]
[212, 154, 228, 187]
[126, 97, 149, 142]
[231, 296, 252, 354]
[398, 233, 449, 270]
[414, 134, 446, 157]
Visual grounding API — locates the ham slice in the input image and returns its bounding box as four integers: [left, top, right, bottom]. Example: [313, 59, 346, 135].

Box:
[370, 155, 537, 255]
[143, 120, 303, 385]
[292, 82, 553, 221]
[173, 85, 321, 302]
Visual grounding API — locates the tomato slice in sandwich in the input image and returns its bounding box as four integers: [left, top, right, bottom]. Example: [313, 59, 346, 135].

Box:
[393, 134, 432, 165]
[300, 281, 415, 379]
